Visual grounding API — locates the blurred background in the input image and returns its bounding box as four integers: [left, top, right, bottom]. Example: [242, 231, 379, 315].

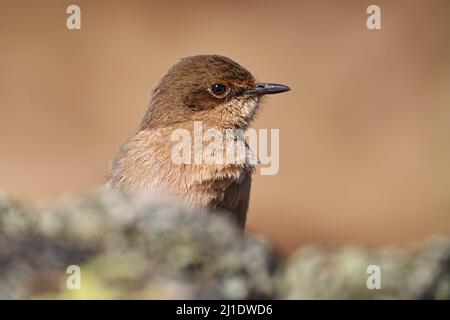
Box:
[0, 0, 449, 254]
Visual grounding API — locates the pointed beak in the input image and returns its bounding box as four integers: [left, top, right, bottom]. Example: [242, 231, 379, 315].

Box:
[244, 82, 291, 96]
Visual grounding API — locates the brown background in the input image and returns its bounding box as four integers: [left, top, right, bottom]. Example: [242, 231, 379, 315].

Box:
[1, 0, 449, 254]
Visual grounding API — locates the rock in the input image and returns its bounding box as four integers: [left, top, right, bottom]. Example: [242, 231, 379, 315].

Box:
[276, 237, 450, 299]
[0, 190, 278, 299]
[0, 190, 448, 299]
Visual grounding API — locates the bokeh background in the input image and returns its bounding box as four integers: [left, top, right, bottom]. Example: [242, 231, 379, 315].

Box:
[0, 0, 449, 254]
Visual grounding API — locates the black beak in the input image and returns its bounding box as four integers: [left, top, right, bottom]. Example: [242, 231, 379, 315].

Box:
[244, 82, 290, 96]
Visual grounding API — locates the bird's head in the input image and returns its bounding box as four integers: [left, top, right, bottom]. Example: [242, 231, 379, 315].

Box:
[140, 55, 290, 130]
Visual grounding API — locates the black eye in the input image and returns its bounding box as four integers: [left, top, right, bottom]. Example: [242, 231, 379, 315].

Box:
[210, 83, 228, 97]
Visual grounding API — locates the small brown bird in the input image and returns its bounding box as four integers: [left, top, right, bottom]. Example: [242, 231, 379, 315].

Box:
[109, 55, 289, 228]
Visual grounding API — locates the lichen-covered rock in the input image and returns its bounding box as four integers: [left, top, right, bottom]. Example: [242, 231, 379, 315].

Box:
[0, 191, 278, 299]
[276, 237, 450, 299]
[0, 190, 448, 299]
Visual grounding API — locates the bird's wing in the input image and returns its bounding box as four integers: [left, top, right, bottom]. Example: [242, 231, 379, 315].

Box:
[212, 170, 252, 229]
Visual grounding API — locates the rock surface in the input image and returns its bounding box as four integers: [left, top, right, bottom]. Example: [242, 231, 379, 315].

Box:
[276, 237, 450, 299]
[0, 190, 448, 299]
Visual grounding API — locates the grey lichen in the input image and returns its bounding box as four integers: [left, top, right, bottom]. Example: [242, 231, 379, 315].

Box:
[276, 237, 450, 299]
[0, 190, 448, 299]
[0, 190, 277, 299]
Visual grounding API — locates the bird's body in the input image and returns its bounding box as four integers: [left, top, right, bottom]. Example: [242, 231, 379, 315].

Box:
[109, 123, 254, 226]
[109, 55, 289, 228]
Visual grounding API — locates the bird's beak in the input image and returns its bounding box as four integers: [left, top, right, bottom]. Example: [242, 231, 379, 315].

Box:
[244, 82, 291, 96]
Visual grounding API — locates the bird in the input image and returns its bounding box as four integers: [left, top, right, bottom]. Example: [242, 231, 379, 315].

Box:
[108, 55, 290, 229]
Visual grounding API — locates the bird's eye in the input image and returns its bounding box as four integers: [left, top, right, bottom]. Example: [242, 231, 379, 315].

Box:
[210, 83, 229, 97]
